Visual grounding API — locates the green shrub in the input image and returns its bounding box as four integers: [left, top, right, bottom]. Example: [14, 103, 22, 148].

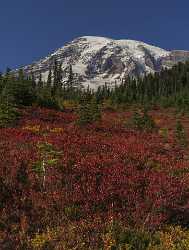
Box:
[36, 94, 60, 110]
[77, 98, 101, 126]
[126, 110, 156, 131]
[174, 120, 188, 147]
[0, 103, 19, 128]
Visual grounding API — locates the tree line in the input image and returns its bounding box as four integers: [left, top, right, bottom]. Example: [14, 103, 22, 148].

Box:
[1, 60, 189, 112]
[95, 61, 189, 111]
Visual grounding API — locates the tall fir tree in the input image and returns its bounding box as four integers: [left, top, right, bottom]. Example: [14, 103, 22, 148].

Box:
[52, 59, 63, 96]
[57, 63, 62, 84]
[53, 59, 58, 85]
[47, 68, 52, 87]
[38, 73, 43, 88]
[31, 72, 36, 89]
[67, 64, 74, 88]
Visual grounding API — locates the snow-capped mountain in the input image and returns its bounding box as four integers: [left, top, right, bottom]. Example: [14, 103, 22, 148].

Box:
[20, 36, 189, 89]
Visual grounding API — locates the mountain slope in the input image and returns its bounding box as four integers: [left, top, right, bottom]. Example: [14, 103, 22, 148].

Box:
[20, 36, 189, 89]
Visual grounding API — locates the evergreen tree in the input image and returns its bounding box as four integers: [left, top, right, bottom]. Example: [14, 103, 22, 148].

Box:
[77, 96, 101, 126]
[57, 63, 62, 84]
[52, 60, 62, 96]
[31, 72, 36, 89]
[126, 109, 156, 131]
[67, 64, 74, 88]
[0, 102, 19, 128]
[47, 68, 52, 87]
[38, 73, 43, 88]
[53, 59, 59, 85]
[90, 96, 101, 122]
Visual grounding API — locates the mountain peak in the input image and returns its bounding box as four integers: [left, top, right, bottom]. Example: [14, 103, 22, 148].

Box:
[20, 36, 189, 89]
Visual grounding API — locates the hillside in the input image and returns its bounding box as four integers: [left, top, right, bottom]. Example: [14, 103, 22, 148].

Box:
[1, 106, 189, 249]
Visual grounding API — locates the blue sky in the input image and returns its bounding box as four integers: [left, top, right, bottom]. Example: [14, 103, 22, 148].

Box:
[0, 0, 189, 71]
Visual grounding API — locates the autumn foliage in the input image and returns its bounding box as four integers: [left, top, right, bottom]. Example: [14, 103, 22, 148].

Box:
[1, 107, 189, 249]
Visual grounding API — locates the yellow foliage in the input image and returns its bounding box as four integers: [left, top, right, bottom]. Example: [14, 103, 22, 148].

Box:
[102, 232, 116, 250]
[103, 99, 116, 111]
[23, 125, 64, 134]
[63, 100, 78, 110]
[29, 224, 189, 250]
[23, 125, 40, 133]
[50, 127, 64, 133]
[30, 228, 57, 249]
[147, 226, 189, 250]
